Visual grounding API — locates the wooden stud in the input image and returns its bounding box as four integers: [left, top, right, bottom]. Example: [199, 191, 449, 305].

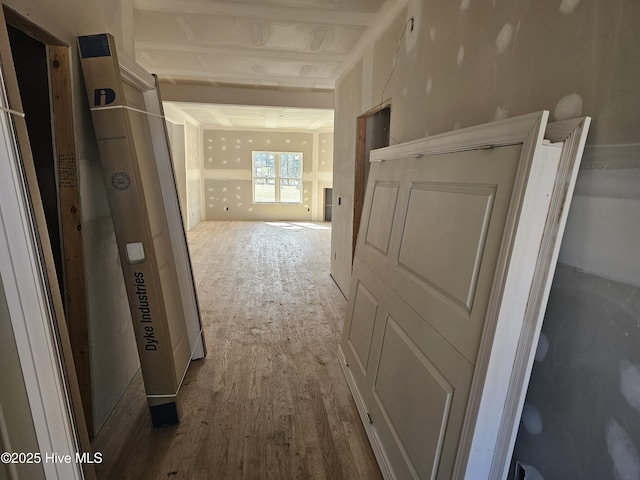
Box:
[49, 44, 93, 437]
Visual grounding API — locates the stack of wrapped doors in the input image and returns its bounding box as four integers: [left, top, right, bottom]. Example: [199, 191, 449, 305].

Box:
[78, 33, 205, 427]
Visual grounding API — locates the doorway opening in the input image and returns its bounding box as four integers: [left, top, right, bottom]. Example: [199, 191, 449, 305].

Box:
[353, 101, 391, 257]
[4, 6, 91, 436]
[324, 187, 333, 222]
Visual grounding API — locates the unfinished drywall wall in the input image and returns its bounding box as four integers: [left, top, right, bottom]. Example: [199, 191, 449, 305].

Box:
[164, 103, 203, 231]
[3, 0, 140, 435]
[202, 129, 332, 221]
[331, 58, 362, 290]
[318, 132, 334, 173]
[514, 163, 640, 480]
[331, 1, 640, 477]
[166, 121, 187, 229]
[515, 264, 640, 480]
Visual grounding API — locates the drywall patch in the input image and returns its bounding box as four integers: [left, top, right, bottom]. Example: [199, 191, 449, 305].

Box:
[606, 418, 640, 480]
[453, 120, 461, 130]
[535, 332, 549, 362]
[406, 0, 421, 52]
[402, 86, 408, 97]
[522, 464, 545, 480]
[521, 404, 543, 434]
[460, 0, 471, 11]
[496, 23, 514, 54]
[620, 361, 640, 413]
[430, 26, 437, 42]
[554, 93, 583, 121]
[457, 46, 465, 66]
[560, 0, 581, 14]
[491, 106, 509, 121]
[426, 77, 433, 95]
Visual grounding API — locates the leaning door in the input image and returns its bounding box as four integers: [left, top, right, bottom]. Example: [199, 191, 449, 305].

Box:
[340, 112, 577, 479]
[345, 144, 531, 478]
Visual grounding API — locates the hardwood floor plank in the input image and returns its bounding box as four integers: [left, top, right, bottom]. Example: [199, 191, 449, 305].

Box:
[93, 221, 382, 479]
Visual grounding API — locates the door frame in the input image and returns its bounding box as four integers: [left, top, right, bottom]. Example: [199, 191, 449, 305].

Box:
[0, 14, 85, 480]
[353, 100, 391, 258]
[324, 187, 333, 222]
[3, 5, 93, 436]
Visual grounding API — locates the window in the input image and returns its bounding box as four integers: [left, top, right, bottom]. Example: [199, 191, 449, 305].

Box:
[252, 151, 303, 203]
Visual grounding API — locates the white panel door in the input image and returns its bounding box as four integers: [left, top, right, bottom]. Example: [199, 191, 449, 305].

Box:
[345, 144, 530, 479]
[340, 112, 591, 479]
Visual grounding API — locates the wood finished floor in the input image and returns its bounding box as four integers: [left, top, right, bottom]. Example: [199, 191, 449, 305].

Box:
[92, 221, 382, 480]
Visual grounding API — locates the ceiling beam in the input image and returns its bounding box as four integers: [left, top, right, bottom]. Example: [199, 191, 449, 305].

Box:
[147, 64, 335, 90]
[133, 0, 378, 26]
[151, 67, 336, 90]
[159, 84, 334, 109]
[135, 41, 350, 64]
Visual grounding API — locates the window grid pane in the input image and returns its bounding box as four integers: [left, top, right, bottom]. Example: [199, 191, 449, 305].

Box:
[254, 152, 276, 179]
[280, 153, 302, 179]
[252, 151, 303, 204]
[280, 178, 301, 203]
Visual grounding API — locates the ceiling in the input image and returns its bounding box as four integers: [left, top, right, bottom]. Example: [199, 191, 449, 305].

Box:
[132, 0, 402, 129]
[133, 0, 393, 90]
[166, 102, 335, 130]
